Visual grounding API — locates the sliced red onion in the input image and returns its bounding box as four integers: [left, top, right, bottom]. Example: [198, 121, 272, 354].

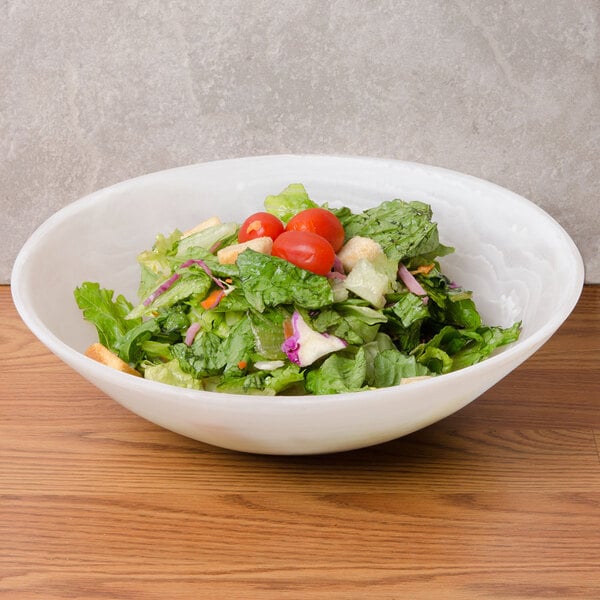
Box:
[179, 258, 206, 270]
[398, 263, 428, 303]
[209, 240, 222, 254]
[184, 322, 202, 346]
[332, 256, 345, 275]
[143, 273, 181, 306]
[326, 271, 346, 280]
[178, 259, 225, 289]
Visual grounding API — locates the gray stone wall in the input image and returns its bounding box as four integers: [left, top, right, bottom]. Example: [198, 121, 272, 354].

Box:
[2, 0, 598, 282]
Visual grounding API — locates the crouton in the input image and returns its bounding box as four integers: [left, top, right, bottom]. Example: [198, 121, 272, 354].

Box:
[337, 236, 384, 272]
[182, 216, 221, 238]
[85, 343, 141, 377]
[217, 236, 273, 265]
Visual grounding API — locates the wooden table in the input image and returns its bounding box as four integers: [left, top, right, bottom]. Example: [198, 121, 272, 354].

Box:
[1, 284, 599, 599]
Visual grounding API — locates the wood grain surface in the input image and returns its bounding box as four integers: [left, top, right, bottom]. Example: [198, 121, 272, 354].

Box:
[1, 285, 599, 600]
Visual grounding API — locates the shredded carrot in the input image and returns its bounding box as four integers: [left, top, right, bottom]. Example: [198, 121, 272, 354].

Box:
[237, 360, 247, 369]
[410, 263, 435, 276]
[200, 289, 225, 310]
[225, 278, 233, 284]
[283, 318, 294, 339]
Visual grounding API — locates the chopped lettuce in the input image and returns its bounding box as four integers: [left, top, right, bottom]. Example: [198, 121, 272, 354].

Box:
[311, 302, 386, 345]
[371, 349, 432, 387]
[74, 282, 141, 355]
[305, 347, 367, 395]
[236, 250, 333, 311]
[175, 222, 238, 260]
[127, 271, 212, 320]
[136, 229, 182, 300]
[411, 322, 522, 373]
[333, 199, 453, 264]
[248, 308, 288, 360]
[143, 359, 202, 390]
[383, 292, 431, 352]
[217, 364, 304, 395]
[264, 183, 317, 223]
[116, 319, 161, 364]
[74, 184, 521, 396]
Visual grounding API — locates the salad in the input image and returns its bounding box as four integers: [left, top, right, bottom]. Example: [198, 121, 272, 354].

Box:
[74, 183, 521, 395]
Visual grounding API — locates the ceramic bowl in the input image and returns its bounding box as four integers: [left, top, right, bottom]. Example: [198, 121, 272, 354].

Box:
[11, 155, 584, 454]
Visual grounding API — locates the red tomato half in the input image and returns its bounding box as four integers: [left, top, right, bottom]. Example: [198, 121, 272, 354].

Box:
[285, 208, 345, 252]
[272, 230, 336, 276]
[238, 212, 284, 242]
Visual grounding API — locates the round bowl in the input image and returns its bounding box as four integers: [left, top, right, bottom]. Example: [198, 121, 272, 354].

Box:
[11, 155, 584, 455]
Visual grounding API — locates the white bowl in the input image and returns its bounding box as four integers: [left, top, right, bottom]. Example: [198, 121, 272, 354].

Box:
[11, 155, 584, 455]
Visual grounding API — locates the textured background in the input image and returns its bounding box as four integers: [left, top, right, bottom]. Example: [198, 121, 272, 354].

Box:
[2, 0, 599, 283]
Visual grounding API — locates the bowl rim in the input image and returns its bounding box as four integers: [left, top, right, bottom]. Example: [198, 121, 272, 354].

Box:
[10, 153, 586, 406]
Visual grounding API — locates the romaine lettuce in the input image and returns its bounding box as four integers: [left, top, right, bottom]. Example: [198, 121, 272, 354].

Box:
[264, 183, 317, 223]
[74, 185, 521, 396]
[333, 199, 453, 263]
[236, 249, 333, 311]
[74, 282, 141, 355]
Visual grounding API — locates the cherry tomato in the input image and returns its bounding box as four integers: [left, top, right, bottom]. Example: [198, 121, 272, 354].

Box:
[238, 212, 284, 242]
[285, 208, 345, 252]
[272, 230, 336, 276]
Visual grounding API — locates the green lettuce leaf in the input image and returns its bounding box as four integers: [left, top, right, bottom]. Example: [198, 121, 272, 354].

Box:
[237, 250, 333, 311]
[217, 364, 304, 395]
[143, 359, 201, 390]
[418, 270, 474, 307]
[211, 288, 251, 312]
[175, 222, 238, 261]
[363, 333, 396, 386]
[450, 322, 521, 370]
[215, 372, 273, 395]
[262, 364, 305, 394]
[370, 349, 432, 387]
[311, 302, 386, 345]
[387, 292, 430, 328]
[127, 270, 212, 319]
[172, 317, 256, 379]
[219, 317, 255, 373]
[115, 319, 160, 364]
[140, 340, 173, 361]
[172, 332, 226, 378]
[412, 322, 522, 373]
[263, 183, 318, 223]
[332, 199, 453, 263]
[305, 347, 367, 395]
[382, 292, 430, 352]
[136, 229, 182, 300]
[444, 298, 482, 329]
[248, 307, 289, 360]
[118, 304, 191, 364]
[74, 282, 141, 354]
[194, 307, 242, 338]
